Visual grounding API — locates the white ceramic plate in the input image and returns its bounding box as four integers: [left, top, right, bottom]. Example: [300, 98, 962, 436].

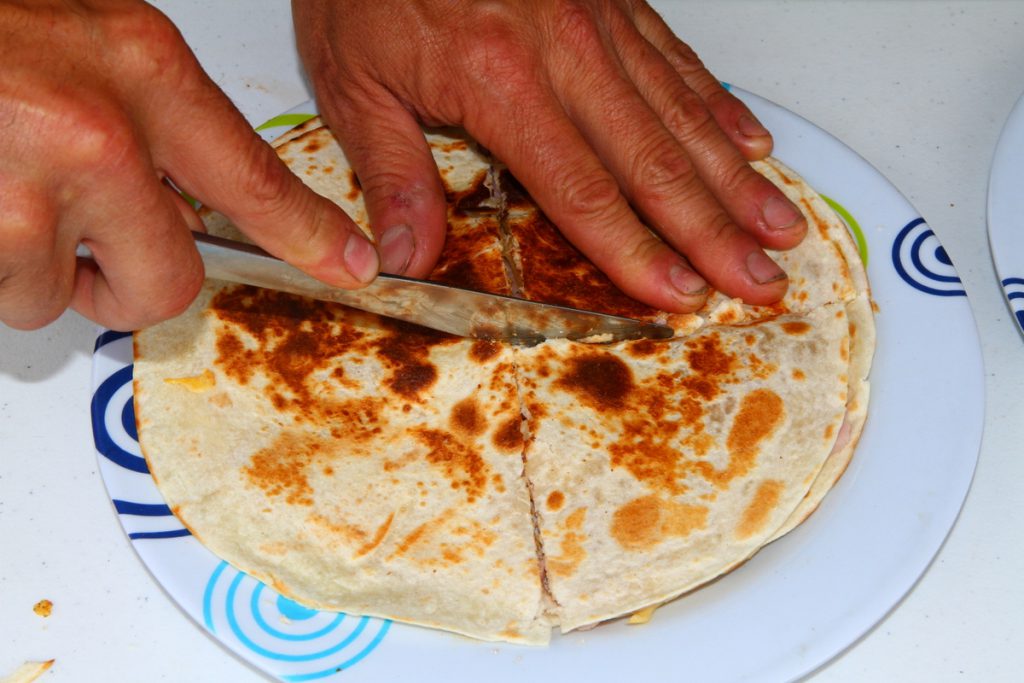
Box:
[90, 88, 984, 682]
[987, 90, 1024, 337]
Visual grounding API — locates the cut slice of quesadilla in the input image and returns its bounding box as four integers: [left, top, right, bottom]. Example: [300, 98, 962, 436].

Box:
[516, 303, 851, 631]
[498, 155, 873, 628]
[135, 126, 552, 644]
[135, 282, 550, 643]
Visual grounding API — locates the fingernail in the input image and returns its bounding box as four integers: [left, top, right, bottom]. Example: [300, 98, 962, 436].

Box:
[343, 232, 379, 284]
[738, 113, 769, 138]
[746, 251, 787, 284]
[669, 263, 708, 297]
[379, 224, 415, 275]
[762, 196, 802, 231]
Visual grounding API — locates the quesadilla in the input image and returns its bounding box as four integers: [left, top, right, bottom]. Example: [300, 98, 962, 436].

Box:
[133, 120, 873, 644]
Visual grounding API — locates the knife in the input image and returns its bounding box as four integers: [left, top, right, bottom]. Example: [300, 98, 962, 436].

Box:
[78, 232, 675, 345]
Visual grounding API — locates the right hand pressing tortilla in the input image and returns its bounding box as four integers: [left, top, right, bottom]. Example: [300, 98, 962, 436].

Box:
[293, 0, 809, 313]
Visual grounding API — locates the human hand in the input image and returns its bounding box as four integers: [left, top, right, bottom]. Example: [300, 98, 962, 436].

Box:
[292, 0, 807, 312]
[0, 0, 379, 332]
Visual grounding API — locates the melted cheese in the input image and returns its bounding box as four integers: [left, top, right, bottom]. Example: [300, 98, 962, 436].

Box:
[163, 369, 216, 392]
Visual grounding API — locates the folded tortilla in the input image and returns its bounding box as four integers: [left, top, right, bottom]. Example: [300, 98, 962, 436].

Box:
[133, 121, 873, 644]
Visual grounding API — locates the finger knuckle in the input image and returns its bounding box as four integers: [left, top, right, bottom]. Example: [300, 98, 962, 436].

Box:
[359, 168, 434, 214]
[129, 262, 203, 325]
[664, 88, 714, 138]
[237, 145, 295, 211]
[562, 171, 623, 221]
[663, 39, 705, 74]
[604, 220, 651, 260]
[291, 198, 332, 252]
[717, 162, 757, 200]
[161, 269, 204, 318]
[0, 178, 55, 250]
[548, 0, 602, 50]
[102, 4, 190, 84]
[459, 26, 531, 91]
[631, 141, 697, 203]
[704, 212, 736, 246]
[62, 101, 138, 170]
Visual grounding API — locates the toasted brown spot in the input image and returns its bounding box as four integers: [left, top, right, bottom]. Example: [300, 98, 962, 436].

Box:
[211, 286, 377, 424]
[792, 369, 806, 381]
[469, 339, 502, 363]
[244, 432, 320, 507]
[546, 507, 588, 578]
[355, 512, 395, 557]
[214, 330, 254, 385]
[413, 428, 489, 502]
[712, 389, 784, 488]
[747, 352, 778, 380]
[493, 416, 524, 451]
[627, 339, 659, 357]
[593, 353, 721, 494]
[611, 495, 708, 551]
[308, 513, 369, 545]
[209, 392, 232, 408]
[680, 375, 719, 401]
[546, 490, 565, 511]
[781, 321, 810, 335]
[564, 507, 586, 529]
[716, 308, 741, 324]
[451, 397, 485, 436]
[736, 480, 784, 539]
[389, 518, 432, 560]
[685, 333, 737, 379]
[555, 353, 634, 411]
[340, 171, 361, 202]
[373, 319, 456, 400]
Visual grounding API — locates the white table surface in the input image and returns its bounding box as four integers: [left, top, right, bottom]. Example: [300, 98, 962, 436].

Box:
[2, 1, 1021, 681]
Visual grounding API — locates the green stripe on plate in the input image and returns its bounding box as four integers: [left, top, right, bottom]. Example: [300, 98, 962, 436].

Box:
[254, 113, 316, 132]
[821, 194, 869, 266]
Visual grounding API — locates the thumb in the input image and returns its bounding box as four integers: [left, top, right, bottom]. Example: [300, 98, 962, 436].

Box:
[320, 87, 448, 277]
[150, 83, 379, 288]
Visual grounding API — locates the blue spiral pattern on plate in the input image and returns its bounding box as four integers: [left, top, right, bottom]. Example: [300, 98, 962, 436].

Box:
[203, 562, 390, 680]
[891, 218, 966, 296]
[1001, 278, 1024, 332]
[94, 329, 132, 352]
[91, 332, 189, 540]
[91, 363, 149, 473]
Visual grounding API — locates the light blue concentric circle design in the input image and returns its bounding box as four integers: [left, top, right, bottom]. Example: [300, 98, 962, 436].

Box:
[203, 562, 390, 680]
[891, 218, 966, 296]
